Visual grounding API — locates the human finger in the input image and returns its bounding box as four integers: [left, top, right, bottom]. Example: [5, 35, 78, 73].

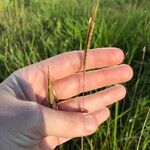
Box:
[58, 85, 126, 113]
[41, 106, 110, 138]
[36, 48, 124, 80]
[53, 64, 133, 99]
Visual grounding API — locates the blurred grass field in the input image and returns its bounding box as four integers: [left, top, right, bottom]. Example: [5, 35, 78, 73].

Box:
[0, 0, 150, 149]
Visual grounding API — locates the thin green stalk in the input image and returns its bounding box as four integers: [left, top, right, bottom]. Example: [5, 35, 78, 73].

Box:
[85, 136, 94, 150]
[129, 47, 146, 112]
[136, 108, 150, 150]
[125, 47, 146, 148]
[113, 102, 119, 150]
[126, 47, 146, 127]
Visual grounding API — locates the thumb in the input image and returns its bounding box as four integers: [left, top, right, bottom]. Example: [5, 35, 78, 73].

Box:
[41, 105, 110, 138]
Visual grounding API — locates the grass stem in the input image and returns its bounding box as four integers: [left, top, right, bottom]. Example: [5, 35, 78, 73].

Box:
[81, 1, 99, 150]
[136, 108, 150, 150]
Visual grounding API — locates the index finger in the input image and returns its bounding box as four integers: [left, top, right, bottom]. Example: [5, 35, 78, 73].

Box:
[37, 48, 124, 81]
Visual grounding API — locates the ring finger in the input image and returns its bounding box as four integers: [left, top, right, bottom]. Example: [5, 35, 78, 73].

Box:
[58, 84, 126, 113]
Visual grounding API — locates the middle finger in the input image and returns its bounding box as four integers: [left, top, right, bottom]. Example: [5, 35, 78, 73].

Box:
[53, 64, 133, 99]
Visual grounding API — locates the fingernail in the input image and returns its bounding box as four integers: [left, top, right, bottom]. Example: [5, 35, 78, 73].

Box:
[85, 115, 97, 132]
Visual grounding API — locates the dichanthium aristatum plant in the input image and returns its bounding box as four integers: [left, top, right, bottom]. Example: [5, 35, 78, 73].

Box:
[46, 2, 99, 149]
[80, 1, 99, 149]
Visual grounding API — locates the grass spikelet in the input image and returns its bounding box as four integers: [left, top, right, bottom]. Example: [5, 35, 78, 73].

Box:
[48, 67, 58, 110]
[80, 1, 99, 111]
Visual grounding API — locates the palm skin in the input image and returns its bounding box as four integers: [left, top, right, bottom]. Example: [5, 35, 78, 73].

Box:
[0, 48, 133, 150]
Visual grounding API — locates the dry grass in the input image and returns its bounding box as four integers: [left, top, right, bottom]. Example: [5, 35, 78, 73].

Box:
[48, 67, 58, 110]
[80, 1, 99, 111]
[81, 1, 99, 149]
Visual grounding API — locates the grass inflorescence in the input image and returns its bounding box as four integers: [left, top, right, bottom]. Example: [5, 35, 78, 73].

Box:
[81, 1, 99, 149]
[47, 67, 58, 110]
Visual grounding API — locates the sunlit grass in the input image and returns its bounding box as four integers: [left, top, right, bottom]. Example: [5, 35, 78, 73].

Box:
[0, 0, 150, 149]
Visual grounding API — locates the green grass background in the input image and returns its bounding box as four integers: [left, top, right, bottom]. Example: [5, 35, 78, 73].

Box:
[0, 0, 150, 149]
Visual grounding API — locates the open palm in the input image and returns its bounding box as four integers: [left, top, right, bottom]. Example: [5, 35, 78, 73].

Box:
[1, 48, 133, 149]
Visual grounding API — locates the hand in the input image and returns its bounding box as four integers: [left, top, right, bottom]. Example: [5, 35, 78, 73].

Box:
[0, 48, 133, 150]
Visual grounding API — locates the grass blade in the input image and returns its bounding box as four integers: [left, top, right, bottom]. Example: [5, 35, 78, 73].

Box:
[136, 108, 150, 150]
